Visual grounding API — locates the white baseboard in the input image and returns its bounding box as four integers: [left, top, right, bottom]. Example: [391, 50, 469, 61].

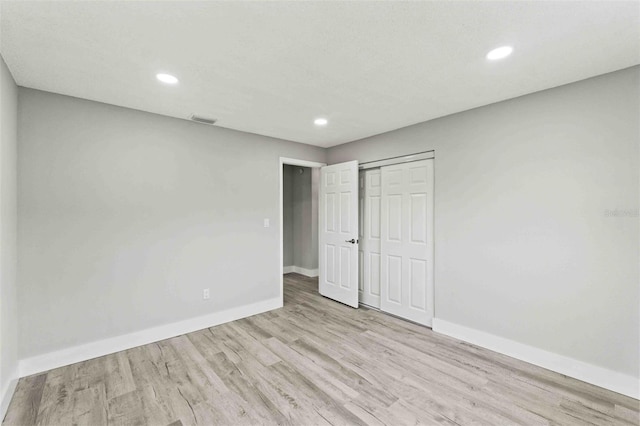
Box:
[1, 376, 18, 422]
[19, 297, 282, 378]
[283, 265, 318, 278]
[432, 318, 639, 400]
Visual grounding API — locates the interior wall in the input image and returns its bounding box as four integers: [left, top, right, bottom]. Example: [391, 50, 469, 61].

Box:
[17, 88, 326, 360]
[0, 55, 19, 414]
[282, 165, 318, 271]
[291, 166, 317, 270]
[310, 167, 319, 271]
[328, 66, 640, 379]
[282, 165, 294, 267]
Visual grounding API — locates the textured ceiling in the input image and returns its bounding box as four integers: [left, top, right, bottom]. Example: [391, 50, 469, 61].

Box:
[1, 1, 638, 147]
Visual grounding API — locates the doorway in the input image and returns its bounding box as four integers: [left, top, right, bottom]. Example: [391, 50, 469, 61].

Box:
[279, 157, 325, 307]
[283, 164, 319, 277]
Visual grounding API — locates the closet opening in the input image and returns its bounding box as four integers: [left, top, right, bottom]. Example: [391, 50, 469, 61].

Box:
[358, 158, 434, 326]
[317, 151, 435, 326]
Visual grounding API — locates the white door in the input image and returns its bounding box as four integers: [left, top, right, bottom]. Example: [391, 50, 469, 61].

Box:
[319, 161, 359, 308]
[380, 159, 434, 326]
[359, 169, 382, 308]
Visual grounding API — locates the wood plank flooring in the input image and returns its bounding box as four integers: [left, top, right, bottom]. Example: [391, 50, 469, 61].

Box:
[4, 273, 639, 425]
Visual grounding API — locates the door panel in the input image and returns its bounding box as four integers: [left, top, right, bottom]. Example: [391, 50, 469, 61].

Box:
[380, 159, 434, 326]
[410, 258, 427, 309]
[319, 161, 359, 308]
[387, 255, 402, 304]
[370, 253, 381, 296]
[358, 169, 382, 308]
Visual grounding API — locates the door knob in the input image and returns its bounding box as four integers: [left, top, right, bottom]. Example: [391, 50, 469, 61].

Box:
[345, 239, 357, 244]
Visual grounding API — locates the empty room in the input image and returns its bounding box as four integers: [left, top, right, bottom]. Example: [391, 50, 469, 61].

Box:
[0, 1, 639, 425]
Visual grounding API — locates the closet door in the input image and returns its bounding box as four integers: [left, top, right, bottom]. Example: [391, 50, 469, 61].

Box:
[380, 159, 434, 326]
[359, 169, 382, 308]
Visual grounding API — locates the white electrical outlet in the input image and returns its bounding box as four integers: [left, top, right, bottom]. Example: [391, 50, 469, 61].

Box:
[203, 288, 210, 300]
[264, 218, 270, 228]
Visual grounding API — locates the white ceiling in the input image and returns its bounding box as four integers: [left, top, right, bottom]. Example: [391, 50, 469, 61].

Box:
[1, 1, 638, 148]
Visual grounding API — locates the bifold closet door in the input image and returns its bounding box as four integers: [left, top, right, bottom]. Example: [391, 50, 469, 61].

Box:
[358, 169, 382, 308]
[380, 159, 434, 326]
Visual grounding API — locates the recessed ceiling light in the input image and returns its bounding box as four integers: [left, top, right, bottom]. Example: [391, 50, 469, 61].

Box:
[314, 118, 328, 126]
[486, 46, 513, 61]
[156, 73, 179, 84]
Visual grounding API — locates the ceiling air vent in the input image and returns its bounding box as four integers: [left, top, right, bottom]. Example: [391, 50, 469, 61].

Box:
[189, 114, 217, 125]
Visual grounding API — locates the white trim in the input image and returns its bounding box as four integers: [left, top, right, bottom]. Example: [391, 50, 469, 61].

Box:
[294, 266, 319, 278]
[280, 157, 326, 169]
[1, 376, 18, 421]
[432, 318, 640, 400]
[19, 297, 281, 378]
[359, 151, 434, 170]
[283, 265, 319, 278]
[279, 157, 326, 306]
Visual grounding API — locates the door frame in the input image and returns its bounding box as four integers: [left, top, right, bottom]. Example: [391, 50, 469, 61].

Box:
[279, 157, 326, 306]
[359, 150, 434, 170]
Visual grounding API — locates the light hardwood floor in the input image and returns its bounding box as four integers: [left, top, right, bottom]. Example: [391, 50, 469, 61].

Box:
[4, 274, 639, 425]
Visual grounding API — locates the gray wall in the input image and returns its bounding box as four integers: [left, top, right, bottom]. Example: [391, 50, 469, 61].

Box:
[310, 167, 319, 271]
[282, 165, 318, 270]
[282, 165, 294, 267]
[328, 66, 640, 378]
[10, 63, 640, 384]
[17, 89, 326, 359]
[0, 55, 19, 410]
